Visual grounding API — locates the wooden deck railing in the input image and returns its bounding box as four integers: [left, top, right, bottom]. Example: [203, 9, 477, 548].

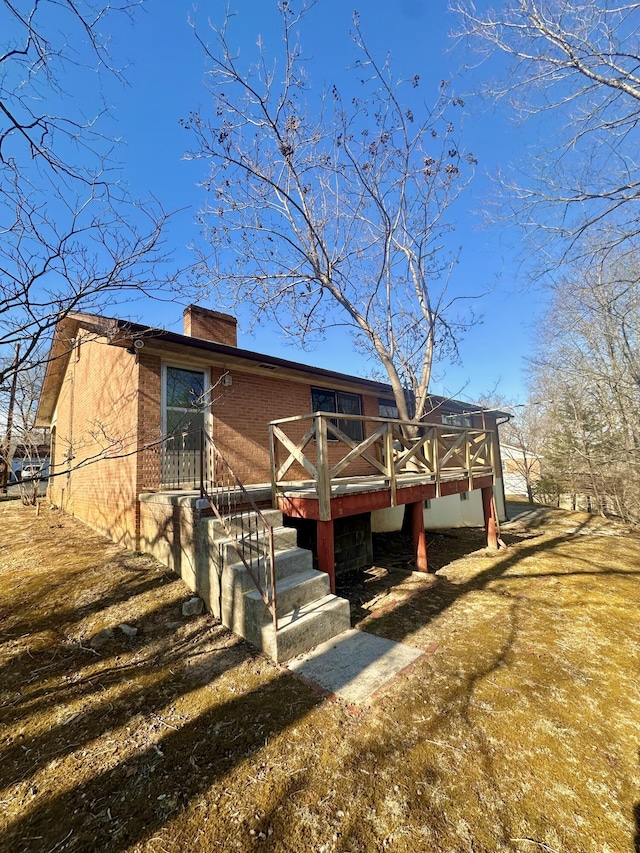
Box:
[269, 413, 497, 521]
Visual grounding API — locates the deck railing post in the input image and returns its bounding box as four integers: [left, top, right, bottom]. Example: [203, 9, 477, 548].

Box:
[465, 429, 473, 492]
[315, 414, 331, 521]
[269, 424, 278, 509]
[384, 422, 397, 507]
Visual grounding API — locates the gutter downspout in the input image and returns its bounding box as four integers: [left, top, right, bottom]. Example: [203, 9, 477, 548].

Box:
[495, 414, 513, 522]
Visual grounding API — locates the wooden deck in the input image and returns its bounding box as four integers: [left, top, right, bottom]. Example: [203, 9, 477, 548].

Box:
[269, 413, 502, 591]
[277, 471, 495, 520]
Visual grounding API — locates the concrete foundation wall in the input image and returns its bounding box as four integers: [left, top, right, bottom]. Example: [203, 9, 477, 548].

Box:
[285, 512, 374, 575]
[138, 493, 200, 586]
[369, 505, 405, 533]
[138, 492, 225, 619]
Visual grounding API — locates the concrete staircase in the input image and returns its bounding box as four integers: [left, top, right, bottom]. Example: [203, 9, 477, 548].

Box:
[198, 509, 351, 663]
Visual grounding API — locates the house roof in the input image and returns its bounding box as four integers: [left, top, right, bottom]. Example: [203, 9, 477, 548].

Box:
[500, 442, 543, 459]
[35, 310, 509, 427]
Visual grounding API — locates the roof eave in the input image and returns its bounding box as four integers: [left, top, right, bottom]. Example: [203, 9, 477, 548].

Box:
[107, 320, 399, 395]
[35, 310, 506, 425]
[35, 317, 81, 428]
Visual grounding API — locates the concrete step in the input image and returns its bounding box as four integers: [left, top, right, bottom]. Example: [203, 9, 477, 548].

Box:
[215, 525, 298, 566]
[260, 594, 352, 663]
[222, 548, 314, 606]
[245, 568, 331, 619]
[225, 568, 332, 648]
[203, 509, 283, 540]
[223, 543, 312, 586]
[199, 507, 351, 664]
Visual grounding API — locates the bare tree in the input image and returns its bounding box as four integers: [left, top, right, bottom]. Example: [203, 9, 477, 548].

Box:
[0, 0, 174, 388]
[0, 357, 48, 502]
[479, 394, 546, 502]
[185, 3, 479, 423]
[452, 0, 640, 266]
[528, 248, 640, 522]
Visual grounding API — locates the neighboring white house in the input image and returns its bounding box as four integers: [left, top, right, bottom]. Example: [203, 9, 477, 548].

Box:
[500, 442, 542, 500]
[370, 486, 507, 532]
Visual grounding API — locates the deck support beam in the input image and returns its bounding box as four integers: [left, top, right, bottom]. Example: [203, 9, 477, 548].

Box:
[409, 500, 428, 573]
[317, 519, 336, 593]
[482, 485, 499, 549]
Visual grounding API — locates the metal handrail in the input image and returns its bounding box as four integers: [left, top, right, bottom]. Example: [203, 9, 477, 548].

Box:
[199, 430, 278, 631]
[152, 429, 278, 631]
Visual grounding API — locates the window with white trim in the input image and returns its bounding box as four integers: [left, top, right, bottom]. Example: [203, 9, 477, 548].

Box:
[164, 366, 207, 436]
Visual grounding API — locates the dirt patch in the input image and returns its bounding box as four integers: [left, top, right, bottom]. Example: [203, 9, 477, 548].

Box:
[1, 501, 640, 852]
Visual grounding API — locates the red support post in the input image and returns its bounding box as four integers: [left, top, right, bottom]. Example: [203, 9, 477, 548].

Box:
[317, 519, 336, 593]
[482, 486, 499, 549]
[410, 500, 428, 573]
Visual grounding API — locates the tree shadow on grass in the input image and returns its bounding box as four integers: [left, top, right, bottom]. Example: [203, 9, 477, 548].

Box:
[344, 518, 598, 645]
[0, 569, 179, 675]
[250, 595, 524, 853]
[287, 519, 640, 851]
[0, 600, 251, 783]
[1, 654, 322, 852]
[1, 574, 328, 852]
[3, 506, 635, 852]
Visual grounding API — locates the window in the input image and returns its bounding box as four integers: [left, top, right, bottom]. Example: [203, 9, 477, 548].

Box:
[378, 398, 399, 419]
[311, 387, 363, 442]
[165, 366, 206, 435]
[442, 412, 473, 428]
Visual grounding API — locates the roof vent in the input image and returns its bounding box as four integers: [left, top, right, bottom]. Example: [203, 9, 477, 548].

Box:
[258, 363, 277, 371]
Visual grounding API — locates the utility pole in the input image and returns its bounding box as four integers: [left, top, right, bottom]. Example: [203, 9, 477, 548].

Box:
[0, 344, 20, 495]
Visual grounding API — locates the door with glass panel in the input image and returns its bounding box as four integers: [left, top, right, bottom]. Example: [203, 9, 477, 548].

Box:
[162, 366, 208, 488]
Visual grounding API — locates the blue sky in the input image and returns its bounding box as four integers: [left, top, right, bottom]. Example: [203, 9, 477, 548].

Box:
[98, 0, 544, 403]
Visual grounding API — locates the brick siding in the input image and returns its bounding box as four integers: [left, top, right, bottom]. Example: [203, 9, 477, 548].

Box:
[48, 331, 140, 548]
[46, 324, 500, 552]
[210, 368, 382, 484]
[47, 333, 391, 548]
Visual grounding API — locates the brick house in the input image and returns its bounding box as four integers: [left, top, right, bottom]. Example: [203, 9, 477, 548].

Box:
[35, 305, 507, 659]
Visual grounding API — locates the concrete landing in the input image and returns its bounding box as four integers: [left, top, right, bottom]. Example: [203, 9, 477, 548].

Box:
[287, 629, 423, 706]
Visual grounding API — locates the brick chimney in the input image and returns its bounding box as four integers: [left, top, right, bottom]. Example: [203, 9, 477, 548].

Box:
[183, 305, 238, 347]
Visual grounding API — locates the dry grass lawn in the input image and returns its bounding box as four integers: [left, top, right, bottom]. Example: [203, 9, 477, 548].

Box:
[0, 500, 639, 853]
